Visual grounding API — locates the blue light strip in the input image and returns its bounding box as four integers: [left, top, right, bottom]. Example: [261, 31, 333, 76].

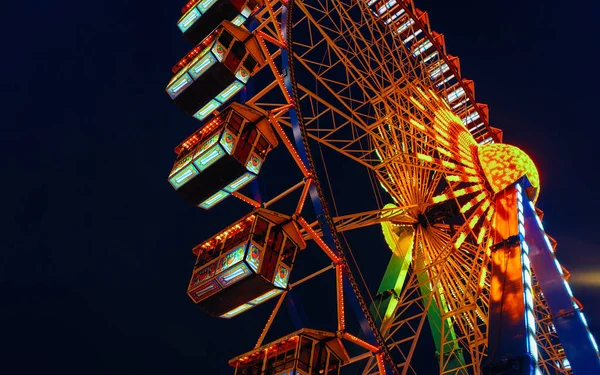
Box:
[520, 178, 600, 373]
[516, 184, 539, 369]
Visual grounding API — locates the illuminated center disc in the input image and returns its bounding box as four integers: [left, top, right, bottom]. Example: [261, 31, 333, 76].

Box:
[477, 143, 540, 202]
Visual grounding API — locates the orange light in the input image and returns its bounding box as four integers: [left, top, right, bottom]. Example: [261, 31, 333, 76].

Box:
[342, 332, 379, 353]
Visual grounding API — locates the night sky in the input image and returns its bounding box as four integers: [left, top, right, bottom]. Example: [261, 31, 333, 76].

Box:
[2, 0, 600, 374]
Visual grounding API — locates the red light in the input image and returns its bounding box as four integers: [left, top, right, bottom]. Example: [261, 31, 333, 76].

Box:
[171, 32, 217, 74]
[174, 115, 226, 155]
[181, 0, 200, 13]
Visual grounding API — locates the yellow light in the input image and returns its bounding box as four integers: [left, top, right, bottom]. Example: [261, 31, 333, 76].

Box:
[478, 205, 495, 245]
[477, 144, 540, 202]
[410, 96, 425, 111]
[442, 160, 456, 169]
[436, 147, 452, 158]
[460, 192, 486, 214]
[468, 214, 481, 229]
[436, 135, 451, 148]
[455, 232, 467, 249]
[409, 118, 426, 132]
[432, 193, 450, 204]
[453, 184, 482, 197]
[447, 175, 480, 183]
[416, 153, 434, 162]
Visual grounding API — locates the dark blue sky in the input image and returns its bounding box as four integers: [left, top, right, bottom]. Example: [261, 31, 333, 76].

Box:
[2, 0, 599, 374]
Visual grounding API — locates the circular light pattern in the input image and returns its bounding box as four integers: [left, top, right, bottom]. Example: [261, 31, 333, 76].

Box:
[478, 143, 540, 202]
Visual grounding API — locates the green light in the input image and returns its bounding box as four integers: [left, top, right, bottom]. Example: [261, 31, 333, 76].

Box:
[249, 289, 282, 305]
[232, 14, 247, 26]
[194, 144, 225, 171]
[220, 303, 253, 319]
[169, 153, 194, 178]
[199, 190, 229, 209]
[190, 53, 216, 79]
[197, 0, 218, 13]
[193, 99, 220, 121]
[177, 8, 201, 33]
[215, 80, 244, 103]
[166, 73, 193, 99]
[169, 164, 199, 189]
[224, 172, 256, 193]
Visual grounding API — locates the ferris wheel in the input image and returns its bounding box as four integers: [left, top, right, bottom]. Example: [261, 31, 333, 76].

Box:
[164, 0, 600, 374]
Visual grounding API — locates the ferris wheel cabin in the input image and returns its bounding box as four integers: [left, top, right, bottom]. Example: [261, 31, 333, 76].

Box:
[229, 329, 349, 375]
[178, 0, 262, 45]
[187, 209, 306, 318]
[168, 102, 278, 209]
[166, 21, 266, 121]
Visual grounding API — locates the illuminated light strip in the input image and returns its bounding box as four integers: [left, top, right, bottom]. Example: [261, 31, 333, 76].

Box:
[454, 231, 467, 249]
[409, 118, 427, 132]
[423, 51, 438, 64]
[384, 9, 405, 24]
[435, 146, 452, 158]
[436, 75, 455, 88]
[179, 9, 200, 31]
[413, 39, 433, 56]
[441, 160, 457, 169]
[336, 264, 345, 331]
[446, 175, 481, 183]
[458, 157, 476, 169]
[479, 267, 487, 288]
[295, 179, 312, 215]
[432, 193, 451, 204]
[343, 332, 379, 352]
[297, 217, 341, 263]
[433, 124, 449, 138]
[268, 114, 310, 177]
[402, 30, 422, 45]
[436, 135, 451, 148]
[429, 62, 449, 80]
[396, 18, 415, 34]
[460, 192, 487, 214]
[199, 190, 229, 209]
[417, 152, 477, 176]
[222, 265, 246, 282]
[431, 185, 483, 203]
[175, 168, 195, 183]
[453, 184, 483, 198]
[415, 86, 429, 101]
[409, 96, 425, 111]
[517, 187, 538, 366]
[377, 0, 397, 15]
[231, 191, 261, 208]
[225, 173, 256, 192]
[259, 37, 293, 104]
[416, 153, 434, 163]
[477, 205, 495, 244]
[376, 353, 387, 375]
[468, 122, 486, 134]
[221, 303, 253, 318]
